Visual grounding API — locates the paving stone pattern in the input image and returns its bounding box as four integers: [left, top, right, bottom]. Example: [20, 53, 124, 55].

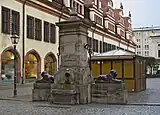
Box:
[128, 78, 160, 104]
[0, 100, 160, 115]
[0, 78, 160, 104]
[0, 78, 160, 115]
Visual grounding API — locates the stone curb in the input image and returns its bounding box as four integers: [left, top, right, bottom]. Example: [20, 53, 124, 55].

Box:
[0, 97, 160, 107]
[104, 103, 160, 106]
[127, 103, 160, 106]
[0, 98, 32, 102]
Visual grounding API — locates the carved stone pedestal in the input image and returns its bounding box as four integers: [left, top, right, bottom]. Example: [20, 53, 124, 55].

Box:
[91, 82, 128, 104]
[50, 89, 79, 105]
[32, 83, 51, 101]
[50, 83, 91, 104]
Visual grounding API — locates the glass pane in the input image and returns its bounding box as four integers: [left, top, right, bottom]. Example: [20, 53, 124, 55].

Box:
[25, 54, 38, 78]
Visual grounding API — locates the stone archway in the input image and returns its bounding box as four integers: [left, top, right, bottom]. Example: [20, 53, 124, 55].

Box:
[44, 52, 57, 75]
[1, 46, 21, 82]
[25, 49, 41, 80]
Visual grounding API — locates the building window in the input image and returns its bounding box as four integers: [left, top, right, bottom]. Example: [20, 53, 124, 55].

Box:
[27, 15, 34, 39]
[96, 0, 99, 9]
[144, 51, 149, 56]
[84, 6, 90, 19]
[80, 5, 82, 14]
[120, 30, 125, 37]
[137, 45, 141, 48]
[136, 32, 140, 36]
[158, 50, 160, 57]
[145, 51, 147, 56]
[100, 41, 102, 53]
[70, 0, 72, 8]
[73, 1, 75, 7]
[2, 6, 10, 34]
[145, 45, 149, 50]
[50, 24, 56, 43]
[103, 42, 108, 52]
[137, 51, 141, 55]
[12, 10, 20, 35]
[111, 45, 116, 50]
[147, 51, 149, 56]
[35, 18, 42, 41]
[96, 40, 98, 52]
[137, 39, 140, 42]
[94, 14, 102, 25]
[44, 21, 49, 42]
[108, 23, 114, 31]
[99, 1, 102, 9]
[108, 44, 111, 51]
[93, 39, 96, 52]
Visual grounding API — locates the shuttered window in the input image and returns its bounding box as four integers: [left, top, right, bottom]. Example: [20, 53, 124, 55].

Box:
[2, 6, 10, 34]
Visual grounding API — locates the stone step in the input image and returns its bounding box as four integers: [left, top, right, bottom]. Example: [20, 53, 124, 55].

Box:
[91, 89, 108, 95]
[92, 97, 108, 103]
[92, 86, 122, 91]
[92, 93, 107, 98]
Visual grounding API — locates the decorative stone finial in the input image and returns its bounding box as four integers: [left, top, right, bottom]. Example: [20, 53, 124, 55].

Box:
[129, 11, 131, 17]
[70, 7, 77, 16]
[120, 2, 123, 9]
[68, 7, 80, 21]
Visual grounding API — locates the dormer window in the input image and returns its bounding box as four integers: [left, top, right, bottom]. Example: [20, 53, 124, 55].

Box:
[97, 0, 99, 9]
[99, 1, 102, 9]
[94, 14, 102, 25]
[73, 1, 75, 7]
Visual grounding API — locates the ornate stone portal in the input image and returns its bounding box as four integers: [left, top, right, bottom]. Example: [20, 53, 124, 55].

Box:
[50, 11, 93, 104]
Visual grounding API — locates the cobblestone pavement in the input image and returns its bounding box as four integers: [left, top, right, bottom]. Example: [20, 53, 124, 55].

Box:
[0, 100, 160, 115]
[0, 78, 160, 114]
[128, 78, 160, 104]
[0, 78, 160, 104]
[0, 83, 32, 101]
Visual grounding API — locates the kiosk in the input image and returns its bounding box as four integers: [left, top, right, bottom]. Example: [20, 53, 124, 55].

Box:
[91, 49, 146, 92]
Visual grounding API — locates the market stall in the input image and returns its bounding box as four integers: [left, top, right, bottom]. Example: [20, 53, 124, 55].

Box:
[91, 49, 146, 92]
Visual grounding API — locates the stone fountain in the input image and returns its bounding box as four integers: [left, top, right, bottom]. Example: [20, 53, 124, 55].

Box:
[50, 10, 93, 104]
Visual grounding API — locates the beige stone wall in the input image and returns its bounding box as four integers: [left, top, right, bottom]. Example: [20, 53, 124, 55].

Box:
[0, 0, 136, 80]
[0, 0, 59, 78]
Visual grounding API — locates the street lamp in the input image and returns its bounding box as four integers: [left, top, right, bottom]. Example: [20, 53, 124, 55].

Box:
[84, 44, 93, 77]
[10, 31, 20, 97]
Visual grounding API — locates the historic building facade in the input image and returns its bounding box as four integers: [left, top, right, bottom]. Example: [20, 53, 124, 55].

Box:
[0, 0, 136, 83]
[133, 26, 160, 57]
[133, 26, 160, 74]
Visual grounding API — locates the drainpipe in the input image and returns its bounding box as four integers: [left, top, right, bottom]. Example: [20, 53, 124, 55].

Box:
[22, 0, 27, 84]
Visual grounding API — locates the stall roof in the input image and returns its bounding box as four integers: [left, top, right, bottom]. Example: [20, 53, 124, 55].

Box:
[92, 49, 136, 60]
[94, 49, 135, 56]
